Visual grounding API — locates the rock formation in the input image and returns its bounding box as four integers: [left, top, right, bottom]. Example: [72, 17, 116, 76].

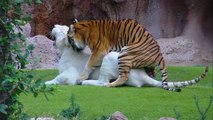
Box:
[26, 35, 60, 69]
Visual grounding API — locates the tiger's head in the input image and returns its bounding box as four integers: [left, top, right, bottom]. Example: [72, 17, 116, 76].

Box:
[67, 21, 89, 52]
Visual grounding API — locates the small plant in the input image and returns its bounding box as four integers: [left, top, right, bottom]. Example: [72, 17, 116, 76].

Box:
[173, 108, 180, 120]
[95, 116, 109, 120]
[60, 94, 81, 120]
[173, 95, 213, 120]
[194, 95, 213, 120]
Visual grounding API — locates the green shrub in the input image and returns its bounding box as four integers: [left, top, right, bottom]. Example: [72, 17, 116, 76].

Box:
[60, 94, 81, 120]
[0, 0, 53, 119]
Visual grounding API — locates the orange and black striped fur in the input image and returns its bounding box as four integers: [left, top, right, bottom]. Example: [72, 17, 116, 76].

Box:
[67, 19, 172, 90]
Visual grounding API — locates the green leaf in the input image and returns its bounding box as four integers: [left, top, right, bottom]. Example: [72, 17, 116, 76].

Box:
[26, 0, 33, 5]
[33, 92, 38, 97]
[27, 74, 34, 79]
[5, 24, 13, 31]
[19, 33, 26, 41]
[35, 0, 42, 4]
[0, 104, 8, 114]
[15, 0, 24, 3]
[23, 15, 31, 21]
[11, 104, 17, 111]
[27, 44, 35, 50]
[43, 92, 49, 101]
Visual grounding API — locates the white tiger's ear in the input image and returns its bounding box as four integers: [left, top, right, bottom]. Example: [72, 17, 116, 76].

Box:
[69, 25, 75, 33]
[73, 18, 78, 23]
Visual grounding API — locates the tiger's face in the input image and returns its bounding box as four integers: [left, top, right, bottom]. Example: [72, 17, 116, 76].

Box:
[67, 24, 88, 51]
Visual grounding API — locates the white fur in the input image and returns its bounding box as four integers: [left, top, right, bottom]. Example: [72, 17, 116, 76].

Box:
[82, 52, 162, 87]
[45, 25, 162, 87]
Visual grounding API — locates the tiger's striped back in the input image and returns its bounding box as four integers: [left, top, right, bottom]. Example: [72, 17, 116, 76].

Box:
[93, 19, 168, 81]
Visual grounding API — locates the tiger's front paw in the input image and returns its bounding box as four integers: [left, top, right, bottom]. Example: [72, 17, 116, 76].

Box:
[78, 72, 89, 81]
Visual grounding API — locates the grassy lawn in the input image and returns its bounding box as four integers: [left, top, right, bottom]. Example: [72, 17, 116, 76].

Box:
[20, 66, 213, 120]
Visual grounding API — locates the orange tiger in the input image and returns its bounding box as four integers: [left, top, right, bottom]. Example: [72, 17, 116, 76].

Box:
[67, 19, 174, 91]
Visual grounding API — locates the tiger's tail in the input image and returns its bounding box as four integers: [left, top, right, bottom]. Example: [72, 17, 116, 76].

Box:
[159, 58, 168, 82]
[158, 58, 180, 91]
[162, 66, 209, 92]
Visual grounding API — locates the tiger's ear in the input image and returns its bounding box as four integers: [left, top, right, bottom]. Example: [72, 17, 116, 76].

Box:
[73, 18, 78, 23]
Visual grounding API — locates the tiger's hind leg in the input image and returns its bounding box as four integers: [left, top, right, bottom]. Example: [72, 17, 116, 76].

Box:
[106, 52, 132, 87]
[106, 66, 130, 87]
[106, 74, 129, 87]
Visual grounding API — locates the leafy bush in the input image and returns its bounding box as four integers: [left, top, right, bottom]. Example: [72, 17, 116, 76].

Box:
[0, 0, 53, 119]
[60, 94, 109, 120]
[60, 94, 81, 120]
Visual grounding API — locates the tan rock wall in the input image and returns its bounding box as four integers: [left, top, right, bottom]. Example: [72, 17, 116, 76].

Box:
[33, 0, 189, 39]
[24, 0, 212, 67]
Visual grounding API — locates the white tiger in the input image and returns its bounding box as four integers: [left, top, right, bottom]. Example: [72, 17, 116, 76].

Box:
[45, 25, 99, 85]
[45, 25, 208, 91]
[82, 51, 208, 91]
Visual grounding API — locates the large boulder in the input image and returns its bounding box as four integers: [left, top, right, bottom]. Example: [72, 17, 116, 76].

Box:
[26, 35, 60, 69]
[108, 111, 128, 120]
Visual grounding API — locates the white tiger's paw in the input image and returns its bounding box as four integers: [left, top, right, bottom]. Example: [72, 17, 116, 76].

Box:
[76, 79, 83, 85]
[76, 73, 89, 85]
[104, 83, 114, 87]
[45, 80, 58, 85]
[103, 83, 108, 87]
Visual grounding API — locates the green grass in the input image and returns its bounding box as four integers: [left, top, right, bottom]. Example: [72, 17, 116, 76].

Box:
[20, 66, 213, 120]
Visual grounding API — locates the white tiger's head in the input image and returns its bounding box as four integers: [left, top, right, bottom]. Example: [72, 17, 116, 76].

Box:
[51, 25, 69, 50]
